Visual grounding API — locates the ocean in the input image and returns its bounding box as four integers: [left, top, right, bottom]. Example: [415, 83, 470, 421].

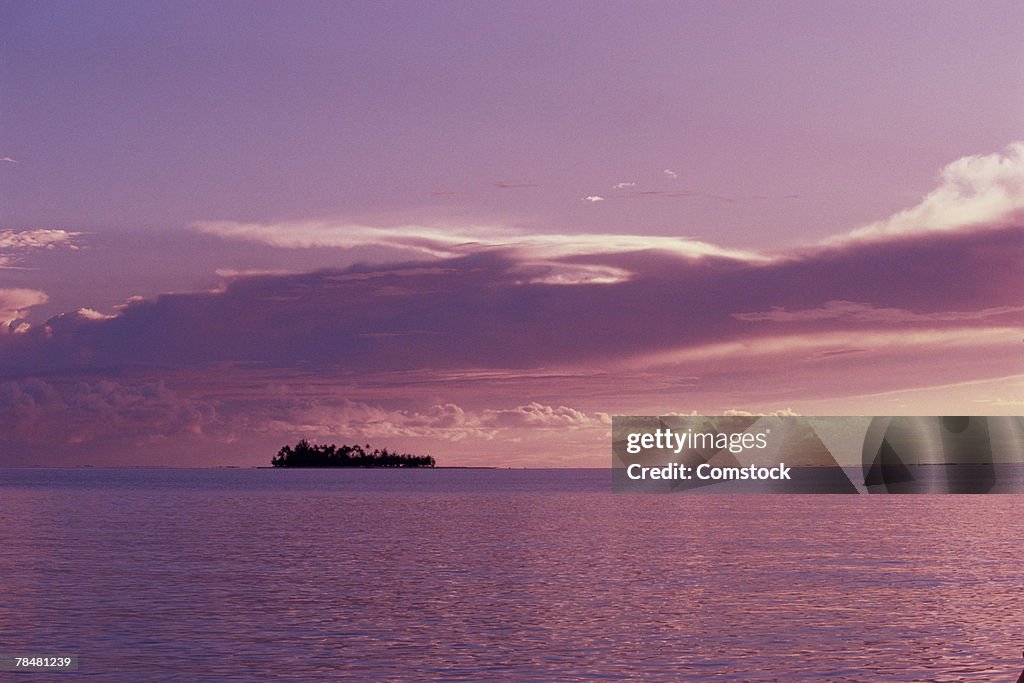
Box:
[1, 468, 1022, 681]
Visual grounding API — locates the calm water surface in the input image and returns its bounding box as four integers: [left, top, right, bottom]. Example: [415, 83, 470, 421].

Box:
[1, 468, 1022, 681]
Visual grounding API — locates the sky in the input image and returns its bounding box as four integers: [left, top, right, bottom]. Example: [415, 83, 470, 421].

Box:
[1, 1, 1022, 466]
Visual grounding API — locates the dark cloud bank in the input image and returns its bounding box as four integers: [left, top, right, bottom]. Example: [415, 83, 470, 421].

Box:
[0, 222, 1020, 464]
[1, 224, 1020, 377]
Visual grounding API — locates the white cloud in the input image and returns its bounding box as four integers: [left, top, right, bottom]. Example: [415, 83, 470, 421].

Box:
[523, 263, 631, 286]
[214, 267, 299, 279]
[0, 229, 80, 270]
[192, 220, 767, 270]
[0, 228, 79, 250]
[482, 401, 598, 428]
[0, 156, 17, 164]
[193, 143, 1023, 276]
[722, 408, 800, 417]
[612, 181, 637, 189]
[260, 400, 493, 442]
[75, 308, 116, 321]
[192, 220, 494, 257]
[261, 399, 607, 442]
[0, 288, 48, 330]
[832, 141, 1024, 244]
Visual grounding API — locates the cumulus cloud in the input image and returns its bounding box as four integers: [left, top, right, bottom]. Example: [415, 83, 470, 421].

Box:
[0, 228, 80, 250]
[833, 141, 1024, 244]
[0, 288, 48, 330]
[0, 228, 81, 270]
[260, 400, 492, 442]
[612, 181, 637, 189]
[254, 398, 606, 443]
[482, 402, 602, 428]
[74, 308, 117, 321]
[663, 169, 679, 179]
[583, 195, 605, 203]
[0, 372, 613, 464]
[722, 408, 800, 417]
[0, 378, 219, 447]
[0, 156, 16, 164]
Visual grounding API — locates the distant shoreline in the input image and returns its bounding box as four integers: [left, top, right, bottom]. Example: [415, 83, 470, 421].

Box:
[255, 465, 499, 470]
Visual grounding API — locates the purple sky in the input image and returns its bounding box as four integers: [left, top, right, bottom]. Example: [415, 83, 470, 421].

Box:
[1, 1, 1022, 466]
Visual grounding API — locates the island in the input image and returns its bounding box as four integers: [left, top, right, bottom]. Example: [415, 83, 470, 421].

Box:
[271, 439, 435, 468]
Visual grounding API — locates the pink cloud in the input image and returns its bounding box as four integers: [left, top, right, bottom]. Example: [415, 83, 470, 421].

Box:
[193, 143, 1024, 265]
[830, 141, 1024, 244]
[733, 300, 1024, 324]
[191, 220, 764, 267]
[4, 222, 1020, 377]
[0, 288, 48, 331]
[0, 228, 80, 250]
[482, 402, 606, 428]
[0, 378, 220, 446]
[3, 144, 1022, 465]
[493, 182, 539, 189]
[258, 398, 608, 442]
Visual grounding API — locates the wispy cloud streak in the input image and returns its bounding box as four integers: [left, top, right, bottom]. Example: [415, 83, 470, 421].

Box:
[190, 220, 764, 264]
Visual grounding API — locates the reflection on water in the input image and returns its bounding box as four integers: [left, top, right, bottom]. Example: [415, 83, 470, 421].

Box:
[1, 469, 1022, 681]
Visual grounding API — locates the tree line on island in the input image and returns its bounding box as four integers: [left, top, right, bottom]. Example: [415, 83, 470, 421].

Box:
[271, 439, 436, 468]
